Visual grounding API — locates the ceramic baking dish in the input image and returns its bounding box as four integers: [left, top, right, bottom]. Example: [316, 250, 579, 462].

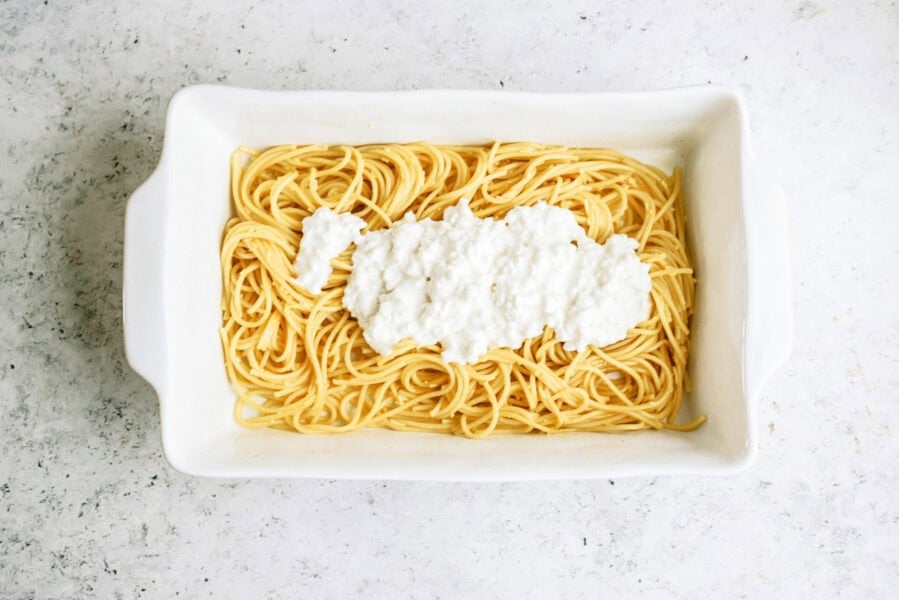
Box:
[123, 85, 791, 480]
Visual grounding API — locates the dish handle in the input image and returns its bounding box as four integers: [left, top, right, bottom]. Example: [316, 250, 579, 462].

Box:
[123, 166, 168, 393]
[744, 160, 793, 400]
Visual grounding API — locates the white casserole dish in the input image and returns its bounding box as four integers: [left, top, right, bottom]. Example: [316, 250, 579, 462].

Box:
[123, 85, 791, 480]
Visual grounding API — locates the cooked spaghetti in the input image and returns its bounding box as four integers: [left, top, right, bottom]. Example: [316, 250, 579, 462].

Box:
[220, 142, 702, 438]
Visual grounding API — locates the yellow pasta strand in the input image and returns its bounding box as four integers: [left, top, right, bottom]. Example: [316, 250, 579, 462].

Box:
[221, 142, 703, 438]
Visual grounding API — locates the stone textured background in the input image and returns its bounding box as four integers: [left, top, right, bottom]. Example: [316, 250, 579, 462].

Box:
[1, 1, 897, 598]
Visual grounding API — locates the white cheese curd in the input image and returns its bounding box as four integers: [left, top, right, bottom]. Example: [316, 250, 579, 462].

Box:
[335, 199, 651, 364]
[294, 207, 366, 295]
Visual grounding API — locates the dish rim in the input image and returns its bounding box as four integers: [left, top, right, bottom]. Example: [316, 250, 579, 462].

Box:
[123, 85, 792, 480]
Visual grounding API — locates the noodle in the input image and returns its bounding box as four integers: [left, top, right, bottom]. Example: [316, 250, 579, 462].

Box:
[220, 142, 703, 438]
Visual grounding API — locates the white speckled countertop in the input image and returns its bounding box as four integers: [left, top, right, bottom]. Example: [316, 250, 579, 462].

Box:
[1, 1, 897, 597]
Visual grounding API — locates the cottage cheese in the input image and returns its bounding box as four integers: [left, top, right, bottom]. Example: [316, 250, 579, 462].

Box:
[294, 207, 366, 295]
[296, 200, 651, 364]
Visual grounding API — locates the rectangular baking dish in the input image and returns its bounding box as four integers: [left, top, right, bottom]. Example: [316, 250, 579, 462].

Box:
[123, 85, 791, 480]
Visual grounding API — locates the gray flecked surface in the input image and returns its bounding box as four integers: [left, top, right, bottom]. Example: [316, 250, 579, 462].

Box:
[1, 1, 898, 598]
